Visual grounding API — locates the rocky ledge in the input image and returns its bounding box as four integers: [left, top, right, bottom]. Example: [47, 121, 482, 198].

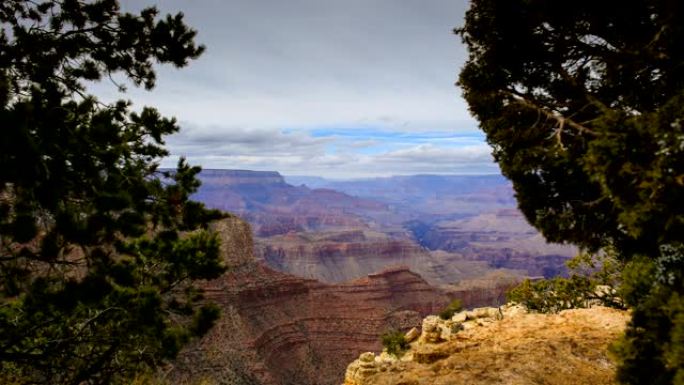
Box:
[344, 305, 629, 385]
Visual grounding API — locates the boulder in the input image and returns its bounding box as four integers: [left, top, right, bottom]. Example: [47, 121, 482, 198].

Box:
[452, 311, 467, 323]
[359, 352, 375, 363]
[405, 327, 419, 342]
[425, 330, 444, 343]
[422, 315, 440, 332]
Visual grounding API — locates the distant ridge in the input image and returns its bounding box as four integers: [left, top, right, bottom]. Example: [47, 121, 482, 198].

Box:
[198, 169, 286, 186]
[200, 169, 282, 177]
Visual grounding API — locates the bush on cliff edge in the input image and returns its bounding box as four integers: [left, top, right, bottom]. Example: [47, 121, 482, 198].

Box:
[507, 252, 624, 313]
[439, 299, 464, 320]
[381, 330, 410, 358]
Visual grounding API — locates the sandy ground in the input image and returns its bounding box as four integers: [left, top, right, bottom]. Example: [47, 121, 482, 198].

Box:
[345, 306, 628, 385]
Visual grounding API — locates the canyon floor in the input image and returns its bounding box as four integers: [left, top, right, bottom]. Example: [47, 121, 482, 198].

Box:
[344, 306, 629, 385]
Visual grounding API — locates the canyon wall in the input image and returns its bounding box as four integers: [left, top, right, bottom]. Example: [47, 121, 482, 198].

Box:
[194, 170, 388, 237]
[172, 170, 580, 384]
[412, 210, 577, 278]
[192, 170, 575, 285]
[200, 169, 287, 186]
[170, 217, 515, 385]
[254, 230, 514, 286]
[170, 217, 448, 385]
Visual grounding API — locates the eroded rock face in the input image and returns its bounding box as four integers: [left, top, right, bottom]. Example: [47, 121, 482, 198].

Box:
[193, 170, 387, 237]
[210, 215, 256, 270]
[174, 217, 520, 385]
[414, 211, 577, 278]
[192, 170, 573, 286]
[255, 230, 522, 289]
[171, 217, 450, 385]
[172, 217, 530, 385]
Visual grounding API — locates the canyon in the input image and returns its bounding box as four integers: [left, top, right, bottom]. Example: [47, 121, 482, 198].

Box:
[255, 230, 502, 285]
[193, 170, 576, 284]
[169, 216, 514, 385]
[173, 169, 577, 384]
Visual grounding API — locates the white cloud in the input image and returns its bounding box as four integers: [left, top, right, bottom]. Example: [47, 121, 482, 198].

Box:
[98, 0, 491, 178]
[162, 126, 498, 178]
[167, 126, 331, 157]
[378, 144, 493, 165]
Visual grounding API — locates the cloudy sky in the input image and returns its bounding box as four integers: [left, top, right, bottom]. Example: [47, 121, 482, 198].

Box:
[93, 0, 498, 178]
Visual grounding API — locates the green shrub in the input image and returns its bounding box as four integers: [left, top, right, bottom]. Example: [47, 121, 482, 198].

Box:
[381, 330, 409, 357]
[438, 299, 463, 320]
[507, 276, 592, 313]
[507, 252, 625, 313]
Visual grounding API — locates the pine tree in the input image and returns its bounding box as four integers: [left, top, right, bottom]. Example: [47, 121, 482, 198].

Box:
[0, 1, 227, 383]
[457, 1, 684, 383]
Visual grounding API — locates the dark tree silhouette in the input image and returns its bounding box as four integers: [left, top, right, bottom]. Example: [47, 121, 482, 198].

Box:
[0, 1, 227, 383]
[458, 1, 684, 383]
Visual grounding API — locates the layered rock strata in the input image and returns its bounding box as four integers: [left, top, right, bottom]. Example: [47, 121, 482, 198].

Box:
[415, 211, 577, 278]
[192, 170, 574, 284]
[171, 217, 451, 385]
[193, 170, 388, 237]
[255, 231, 522, 287]
[172, 217, 528, 385]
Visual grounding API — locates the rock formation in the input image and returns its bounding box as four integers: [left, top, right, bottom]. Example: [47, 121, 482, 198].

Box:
[169, 216, 524, 385]
[192, 170, 576, 286]
[413, 210, 577, 278]
[193, 169, 387, 237]
[255, 230, 523, 287]
[344, 305, 628, 385]
[170, 217, 446, 385]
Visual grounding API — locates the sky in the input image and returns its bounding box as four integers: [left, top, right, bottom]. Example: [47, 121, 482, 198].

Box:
[92, 0, 499, 178]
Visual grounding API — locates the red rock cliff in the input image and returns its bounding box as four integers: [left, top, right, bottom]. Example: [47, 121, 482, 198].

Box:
[170, 217, 510, 385]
